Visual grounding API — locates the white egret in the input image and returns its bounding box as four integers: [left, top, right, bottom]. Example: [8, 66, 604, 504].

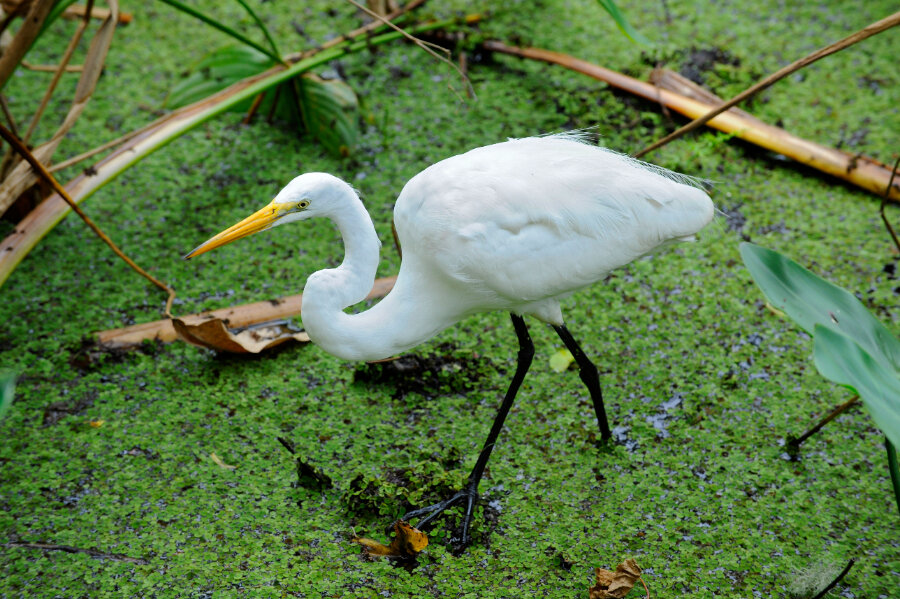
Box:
[186, 134, 714, 548]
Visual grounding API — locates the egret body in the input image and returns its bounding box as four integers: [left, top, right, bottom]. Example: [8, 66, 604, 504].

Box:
[187, 134, 714, 547]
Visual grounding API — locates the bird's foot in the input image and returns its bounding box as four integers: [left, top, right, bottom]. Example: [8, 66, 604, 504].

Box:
[391, 483, 479, 552]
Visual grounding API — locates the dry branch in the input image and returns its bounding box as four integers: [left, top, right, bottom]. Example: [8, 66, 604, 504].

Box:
[5, 541, 148, 564]
[96, 276, 397, 349]
[484, 41, 900, 203]
[19, 60, 84, 72]
[63, 4, 132, 24]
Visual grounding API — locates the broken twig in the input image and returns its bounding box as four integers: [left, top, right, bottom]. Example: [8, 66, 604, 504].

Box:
[5, 541, 149, 564]
[786, 396, 859, 457]
[881, 156, 900, 253]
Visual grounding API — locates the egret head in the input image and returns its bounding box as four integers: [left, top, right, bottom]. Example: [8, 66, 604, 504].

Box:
[184, 173, 350, 259]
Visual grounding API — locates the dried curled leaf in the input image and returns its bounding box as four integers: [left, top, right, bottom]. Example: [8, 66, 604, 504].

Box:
[589, 558, 644, 598]
[353, 521, 428, 558]
[172, 318, 309, 354]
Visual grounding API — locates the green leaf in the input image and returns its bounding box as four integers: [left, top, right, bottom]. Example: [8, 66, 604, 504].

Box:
[595, 0, 652, 45]
[812, 324, 900, 448]
[296, 74, 360, 157]
[167, 45, 276, 109]
[0, 370, 15, 420]
[739, 242, 900, 375]
[549, 349, 575, 373]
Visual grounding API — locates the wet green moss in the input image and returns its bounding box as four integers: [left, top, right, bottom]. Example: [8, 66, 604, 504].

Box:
[1, 0, 898, 597]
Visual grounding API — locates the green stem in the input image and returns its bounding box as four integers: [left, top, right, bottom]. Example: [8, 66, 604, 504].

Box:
[157, 0, 282, 64]
[234, 0, 283, 62]
[888, 438, 900, 517]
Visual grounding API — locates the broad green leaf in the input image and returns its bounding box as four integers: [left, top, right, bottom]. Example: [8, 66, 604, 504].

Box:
[549, 349, 575, 373]
[0, 371, 15, 420]
[740, 242, 900, 375]
[167, 45, 275, 109]
[595, 0, 652, 45]
[813, 324, 900, 448]
[296, 74, 360, 157]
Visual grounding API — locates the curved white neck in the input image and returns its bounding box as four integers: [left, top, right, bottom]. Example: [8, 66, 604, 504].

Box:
[299, 191, 455, 361]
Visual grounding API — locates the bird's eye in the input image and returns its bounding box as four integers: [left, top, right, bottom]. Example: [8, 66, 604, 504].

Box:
[298, 200, 310, 209]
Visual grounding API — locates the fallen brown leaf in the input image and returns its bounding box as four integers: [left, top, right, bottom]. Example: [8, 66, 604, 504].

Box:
[93, 276, 396, 350]
[353, 521, 428, 558]
[589, 558, 646, 599]
[172, 318, 310, 354]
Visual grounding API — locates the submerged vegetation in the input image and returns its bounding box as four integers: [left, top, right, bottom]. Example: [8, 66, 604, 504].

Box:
[0, 1, 898, 597]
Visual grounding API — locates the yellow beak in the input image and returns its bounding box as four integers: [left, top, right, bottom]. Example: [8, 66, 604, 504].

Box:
[184, 201, 282, 259]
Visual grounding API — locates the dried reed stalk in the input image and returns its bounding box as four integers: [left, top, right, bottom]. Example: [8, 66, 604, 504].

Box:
[484, 41, 900, 203]
[0, 0, 119, 214]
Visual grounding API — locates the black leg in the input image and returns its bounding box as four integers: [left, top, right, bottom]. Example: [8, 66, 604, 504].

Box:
[552, 324, 612, 442]
[399, 313, 534, 548]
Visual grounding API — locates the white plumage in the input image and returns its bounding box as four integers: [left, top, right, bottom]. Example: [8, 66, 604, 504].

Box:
[186, 133, 714, 547]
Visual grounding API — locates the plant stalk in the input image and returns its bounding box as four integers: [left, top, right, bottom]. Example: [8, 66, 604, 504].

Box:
[787, 396, 859, 456]
[809, 559, 854, 599]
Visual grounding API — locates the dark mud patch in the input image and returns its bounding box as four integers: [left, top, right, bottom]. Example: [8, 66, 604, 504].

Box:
[353, 343, 493, 400]
[42, 391, 97, 426]
[679, 46, 741, 85]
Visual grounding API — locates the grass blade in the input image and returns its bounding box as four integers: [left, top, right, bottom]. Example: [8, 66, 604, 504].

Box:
[0, 370, 14, 420]
[888, 438, 900, 516]
[234, 0, 281, 58]
[166, 45, 275, 109]
[157, 0, 282, 63]
[595, 0, 651, 45]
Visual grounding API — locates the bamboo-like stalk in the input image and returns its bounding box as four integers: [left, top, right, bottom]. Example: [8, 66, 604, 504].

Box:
[484, 41, 900, 204]
[0, 15, 480, 288]
[96, 277, 396, 348]
[634, 10, 900, 159]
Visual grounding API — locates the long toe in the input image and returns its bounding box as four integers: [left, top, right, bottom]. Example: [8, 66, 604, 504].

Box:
[390, 486, 481, 548]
